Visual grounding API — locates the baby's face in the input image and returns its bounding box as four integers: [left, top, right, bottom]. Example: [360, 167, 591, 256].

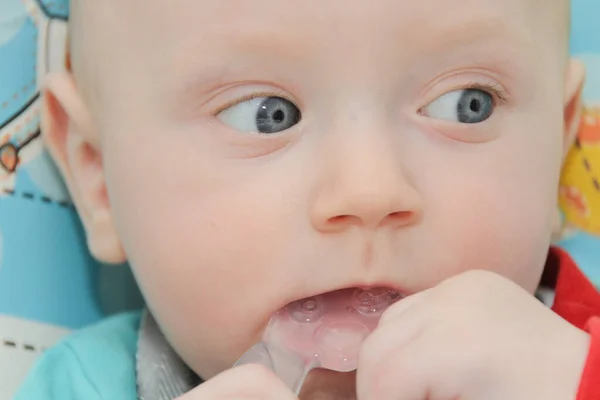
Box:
[72, 0, 572, 394]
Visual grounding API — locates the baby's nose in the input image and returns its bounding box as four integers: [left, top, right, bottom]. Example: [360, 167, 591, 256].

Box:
[310, 126, 422, 233]
[311, 184, 419, 232]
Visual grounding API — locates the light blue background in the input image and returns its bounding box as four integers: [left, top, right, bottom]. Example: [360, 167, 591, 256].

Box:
[0, 0, 598, 330]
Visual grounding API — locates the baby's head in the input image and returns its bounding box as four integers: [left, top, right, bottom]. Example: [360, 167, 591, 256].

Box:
[43, 0, 581, 396]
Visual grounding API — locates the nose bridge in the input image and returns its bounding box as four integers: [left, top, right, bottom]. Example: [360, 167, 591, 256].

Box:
[336, 122, 403, 194]
[311, 117, 421, 231]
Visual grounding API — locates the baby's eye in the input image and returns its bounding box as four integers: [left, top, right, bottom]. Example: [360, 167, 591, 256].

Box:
[421, 89, 494, 124]
[218, 96, 301, 134]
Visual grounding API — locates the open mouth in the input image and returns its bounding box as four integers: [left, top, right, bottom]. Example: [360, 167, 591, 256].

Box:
[263, 287, 404, 372]
[285, 286, 403, 320]
[235, 287, 404, 395]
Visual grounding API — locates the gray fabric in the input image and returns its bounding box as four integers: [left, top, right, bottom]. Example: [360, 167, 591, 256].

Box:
[98, 263, 145, 315]
[136, 310, 202, 400]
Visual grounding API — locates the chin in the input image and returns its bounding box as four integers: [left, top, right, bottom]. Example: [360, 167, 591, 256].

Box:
[298, 369, 357, 400]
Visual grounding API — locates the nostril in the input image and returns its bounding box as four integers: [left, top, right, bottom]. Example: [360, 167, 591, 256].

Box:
[326, 211, 416, 229]
[327, 215, 358, 225]
[386, 211, 416, 226]
[388, 211, 411, 219]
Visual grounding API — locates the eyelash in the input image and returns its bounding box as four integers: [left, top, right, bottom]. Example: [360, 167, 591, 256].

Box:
[463, 81, 509, 106]
[212, 90, 290, 116]
[212, 81, 510, 116]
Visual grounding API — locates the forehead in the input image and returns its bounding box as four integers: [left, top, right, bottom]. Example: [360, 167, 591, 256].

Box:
[117, 0, 547, 21]
[91, 0, 562, 46]
[72, 0, 567, 108]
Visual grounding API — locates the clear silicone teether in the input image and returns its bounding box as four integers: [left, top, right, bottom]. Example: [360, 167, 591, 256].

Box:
[234, 288, 402, 394]
[234, 342, 315, 395]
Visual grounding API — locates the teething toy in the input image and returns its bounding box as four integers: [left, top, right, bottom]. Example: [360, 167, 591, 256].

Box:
[234, 287, 402, 394]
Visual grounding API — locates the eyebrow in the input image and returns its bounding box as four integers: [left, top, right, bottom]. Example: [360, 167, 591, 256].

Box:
[199, 10, 531, 67]
[168, 10, 534, 111]
[173, 23, 317, 82]
[167, 23, 316, 111]
[415, 11, 534, 55]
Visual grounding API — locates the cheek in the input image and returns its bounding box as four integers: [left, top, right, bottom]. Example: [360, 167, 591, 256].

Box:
[101, 126, 311, 376]
[432, 188, 550, 292]
[415, 121, 562, 292]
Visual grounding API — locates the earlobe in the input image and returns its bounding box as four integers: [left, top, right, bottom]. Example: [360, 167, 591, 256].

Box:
[42, 72, 126, 264]
[563, 59, 586, 158]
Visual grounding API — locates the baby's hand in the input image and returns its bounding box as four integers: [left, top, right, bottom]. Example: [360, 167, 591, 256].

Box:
[178, 364, 297, 400]
[357, 270, 591, 400]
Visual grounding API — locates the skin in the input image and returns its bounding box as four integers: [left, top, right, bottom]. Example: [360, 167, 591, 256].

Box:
[41, 0, 589, 398]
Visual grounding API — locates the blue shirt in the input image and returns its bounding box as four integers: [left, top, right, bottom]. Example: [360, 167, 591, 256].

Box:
[14, 311, 142, 400]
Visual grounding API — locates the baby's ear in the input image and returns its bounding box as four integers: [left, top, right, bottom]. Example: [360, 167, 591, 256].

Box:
[42, 71, 126, 264]
[563, 59, 586, 157]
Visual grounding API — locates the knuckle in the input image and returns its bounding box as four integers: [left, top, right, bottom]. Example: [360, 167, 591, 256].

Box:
[434, 269, 507, 310]
[446, 269, 501, 291]
[460, 268, 496, 283]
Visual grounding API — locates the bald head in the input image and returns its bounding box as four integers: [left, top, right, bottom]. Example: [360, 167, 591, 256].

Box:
[67, 0, 571, 107]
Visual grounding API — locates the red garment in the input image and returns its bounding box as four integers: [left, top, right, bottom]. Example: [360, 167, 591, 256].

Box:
[549, 247, 600, 399]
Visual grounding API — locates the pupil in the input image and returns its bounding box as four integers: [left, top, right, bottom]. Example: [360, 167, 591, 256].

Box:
[456, 89, 493, 124]
[255, 97, 301, 134]
[273, 109, 285, 123]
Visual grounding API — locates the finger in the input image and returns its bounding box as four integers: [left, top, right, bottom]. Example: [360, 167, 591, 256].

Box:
[358, 303, 429, 400]
[359, 331, 457, 400]
[378, 289, 431, 327]
[180, 364, 297, 400]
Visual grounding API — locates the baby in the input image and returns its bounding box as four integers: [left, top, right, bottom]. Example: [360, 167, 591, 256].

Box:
[14, 0, 600, 399]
